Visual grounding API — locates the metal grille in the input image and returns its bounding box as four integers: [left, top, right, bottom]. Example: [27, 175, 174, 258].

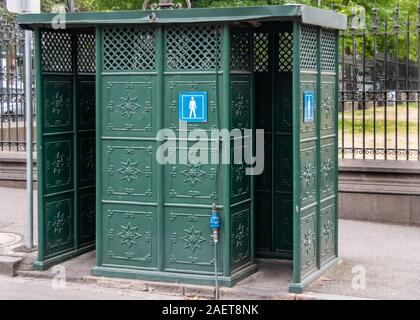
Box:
[166, 25, 222, 70]
[77, 33, 96, 73]
[103, 27, 156, 71]
[300, 25, 318, 70]
[0, 5, 34, 151]
[41, 31, 73, 73]
[278, 31, 293, 72]
[321, 29, 336, 71]
[339, 2, 420, 160]
[253, 32, 269, 73]
[231, 28, 251, 72]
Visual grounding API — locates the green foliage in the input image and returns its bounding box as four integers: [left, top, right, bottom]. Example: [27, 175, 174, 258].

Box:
[35, 0, 420, 62]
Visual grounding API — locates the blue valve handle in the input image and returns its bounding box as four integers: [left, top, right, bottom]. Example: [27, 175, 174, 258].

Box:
[210, 209, 221, 230]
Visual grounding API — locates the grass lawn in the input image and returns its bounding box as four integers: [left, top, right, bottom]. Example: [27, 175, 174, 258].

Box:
[339, 102, 420, 159]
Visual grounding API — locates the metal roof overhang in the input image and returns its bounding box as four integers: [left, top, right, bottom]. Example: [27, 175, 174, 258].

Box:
[18, 5, 347, 31]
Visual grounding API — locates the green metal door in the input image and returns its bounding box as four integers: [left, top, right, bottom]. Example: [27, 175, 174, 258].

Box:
[34, 30, 96, 270]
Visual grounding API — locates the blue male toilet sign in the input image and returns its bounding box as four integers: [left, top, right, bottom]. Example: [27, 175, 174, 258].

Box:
[303, 91, 315, 123]
[179, 91, 208, 123]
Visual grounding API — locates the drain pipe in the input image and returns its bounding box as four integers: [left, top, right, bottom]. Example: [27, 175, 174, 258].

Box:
[210, 203, 221, 300]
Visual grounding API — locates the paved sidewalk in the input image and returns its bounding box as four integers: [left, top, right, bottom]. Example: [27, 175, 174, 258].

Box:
[1, 187, 420, 299]
[307, 220, 420, 300]
[0, 186, 38, 242]
[0, 276, 180, 300]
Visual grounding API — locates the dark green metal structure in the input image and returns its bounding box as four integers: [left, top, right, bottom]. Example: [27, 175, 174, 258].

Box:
[19, 5, 346, 293]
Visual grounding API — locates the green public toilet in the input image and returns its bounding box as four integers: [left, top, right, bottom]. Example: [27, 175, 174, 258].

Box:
[19, 4, 347, 293]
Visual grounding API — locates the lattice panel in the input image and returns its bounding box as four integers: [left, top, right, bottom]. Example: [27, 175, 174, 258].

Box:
[77, 33, 96, 73]
[253, 32, 269, 73]
[278, 32, 293, 72]
[321, 29, 336, 71]
[231, 28, 251, 72]
[300, 25, 318, 70]
[41, 31, 73, 73]
[103, 27, 156, 71]
[166, 25, 222, 70]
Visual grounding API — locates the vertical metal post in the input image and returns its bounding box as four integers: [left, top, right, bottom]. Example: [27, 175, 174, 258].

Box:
[24, 29, 33, 249]
[68, 0, 75, 12]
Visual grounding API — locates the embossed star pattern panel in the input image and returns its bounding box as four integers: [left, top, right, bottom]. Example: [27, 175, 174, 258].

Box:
[231, 205, 251, 271]
[320, 142, 336, 198]
[320, 200, 335, 265]
[103, 204, 157, 268]
[231, 76, 251, 130]
[103, 76, 156, 137]
[44, 137, 73, 194]
[300, 210, 317, 277]
[103, 141, 156, 203]
[300, 146, 317, 207]
[43, 76, 73, 133]
[321, 78, 336, 135]
[45, 194, 74, 258]
[164, 207, 220, 273]
[164, 142, 222, 206]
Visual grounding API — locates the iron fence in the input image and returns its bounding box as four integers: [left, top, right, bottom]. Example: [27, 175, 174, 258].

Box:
[339, 1, 420, 160]
[0, 4, 34, 151]
[1, 2, 420, 160]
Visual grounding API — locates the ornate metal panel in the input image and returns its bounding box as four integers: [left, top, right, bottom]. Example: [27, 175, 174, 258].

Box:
[164, 207, 221, 273]
[320, 76, 336, 136]
[103, 203, 157, 268]
[44, 136, 73, 194]
[231, 204, 251, 271]
[43, 77, 73, 134]
[44, 194, 74, 258]
[300, 207, 317, 277]
[102, 141, 156, 203]
[320, 198, 335, 264]
[320, 141, 336, 198]
[164, 76, 221, 135]
[230, 76, 251, 131]
[164, 142, 222, 206]
[299, 143, 317, 208]
[102, 76, 157, 138]
[231, 146, 250, 204]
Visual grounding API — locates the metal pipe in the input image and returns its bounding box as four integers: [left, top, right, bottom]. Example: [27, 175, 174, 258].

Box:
[24, 29, 33, 249]
[213, 231, 219, 300]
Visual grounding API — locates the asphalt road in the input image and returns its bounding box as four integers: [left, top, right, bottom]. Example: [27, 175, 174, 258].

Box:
[0, 276, 181, 300]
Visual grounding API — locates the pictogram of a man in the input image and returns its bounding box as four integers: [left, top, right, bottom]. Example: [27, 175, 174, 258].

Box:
[189, 96, 197, 119]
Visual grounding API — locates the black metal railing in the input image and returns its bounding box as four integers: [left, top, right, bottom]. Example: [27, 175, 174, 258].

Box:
[339, 1, 420, 160]
[1, 1, 420, 160]
[0, 4, 34, 151]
